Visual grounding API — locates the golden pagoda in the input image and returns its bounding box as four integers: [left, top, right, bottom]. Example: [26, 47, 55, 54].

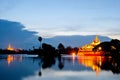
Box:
[7, 44, 14, 51]
[91, 35, 101, 46]
[79, 35, 101, 51]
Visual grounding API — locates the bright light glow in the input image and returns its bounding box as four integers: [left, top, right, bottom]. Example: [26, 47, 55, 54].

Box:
[72, 52, 76, 57]
[7, 55, 13, 65]
[7, 55, 22, 65]
[7, 44, 14, 51]
[78, 56, 103, 76]
[78, 35, 101, 52]
[6, 44, 22, 52]
[72, 52, 76, 64]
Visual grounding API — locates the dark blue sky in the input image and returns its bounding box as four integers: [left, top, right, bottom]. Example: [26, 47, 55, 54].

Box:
[0, 19, 39, 49]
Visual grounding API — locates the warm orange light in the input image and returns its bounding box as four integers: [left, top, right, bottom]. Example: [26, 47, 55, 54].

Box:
[78, 35, 101, 52]
[78, 51, 102, 56]
[78, 56, 103, 76]
[7, 55, 13, 65]
[7, 44, 14, 51]
[72, 52, 76, 64]
[72, 52, 76, 56]
[19, 55, 22, 62]
[7, 55, 22, 65]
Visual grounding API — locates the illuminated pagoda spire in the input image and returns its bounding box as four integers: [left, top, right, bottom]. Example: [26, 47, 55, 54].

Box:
[91, 35, 101, 46]
[7, 44, 14, 51]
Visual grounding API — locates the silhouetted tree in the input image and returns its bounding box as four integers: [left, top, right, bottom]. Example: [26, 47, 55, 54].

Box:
[93, 42, 111, 52]
[58, 55, 64, 69]
[111, 39, 120, 50]
[65, 46, 78, 55]
[73, 47, 79, 55]
[66, 46, 72, 54]
[93, 39, 120, 56]
[38, 36, 42, 49]
[57, 43, 65, 54]
[38, 71, 42, 76]
[41, 43, 56, 69]
[33, 46, 35, 50]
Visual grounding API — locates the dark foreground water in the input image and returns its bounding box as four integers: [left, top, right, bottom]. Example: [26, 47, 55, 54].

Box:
[0, 54, 120, 80]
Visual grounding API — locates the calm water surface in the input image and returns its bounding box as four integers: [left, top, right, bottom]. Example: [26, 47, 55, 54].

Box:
[0, 54, 120, 80]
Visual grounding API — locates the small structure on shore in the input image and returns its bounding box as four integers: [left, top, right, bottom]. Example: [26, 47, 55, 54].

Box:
[6, 44, 22, 52]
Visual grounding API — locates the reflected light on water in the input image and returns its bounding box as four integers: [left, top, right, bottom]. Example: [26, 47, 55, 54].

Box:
[72, 52, 76, 64]
[7, 55, 14, 65]
[7, 55, 22, 65]
[78, 56, 105, 76]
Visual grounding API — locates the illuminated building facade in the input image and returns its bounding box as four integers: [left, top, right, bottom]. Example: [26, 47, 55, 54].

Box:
[79, 35, 101, 51]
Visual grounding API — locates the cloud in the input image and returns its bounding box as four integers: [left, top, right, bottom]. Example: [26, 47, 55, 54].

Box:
[0, 19, 39, 49]
[23, 70, 116, 80]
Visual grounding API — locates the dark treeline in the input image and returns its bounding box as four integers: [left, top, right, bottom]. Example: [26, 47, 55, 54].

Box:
[93, 39, 120, 52]
[0, 38, 120, 58]
[93, 39, 120, 58]
[99, 56, 120, 74]
[0, 36, 78, 55]
[93, 39, 120, 74]
[0, 49, 29, 54]
[0, 36, 79, 56]
[27, 42, 78, 56]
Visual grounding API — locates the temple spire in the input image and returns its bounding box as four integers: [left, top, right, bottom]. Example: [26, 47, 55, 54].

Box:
[94, 35, 100, 42]
[7, 44, 14, 51]
[91, 35, 101, 46]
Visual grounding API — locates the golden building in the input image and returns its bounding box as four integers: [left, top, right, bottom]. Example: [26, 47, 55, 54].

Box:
[79, 35, 101, 51]
[7, 44, 14, 51]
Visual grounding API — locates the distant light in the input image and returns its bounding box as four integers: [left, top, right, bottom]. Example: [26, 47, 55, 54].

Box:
[72, 52, 76, 64]
[98, 47, 102, 50]
[72, 52, 76, 56]
[7, 44, 14, 51]
[7, 44, 22, 52]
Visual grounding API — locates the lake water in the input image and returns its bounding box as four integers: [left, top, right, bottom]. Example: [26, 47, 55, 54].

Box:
[0, 54, 120, 80]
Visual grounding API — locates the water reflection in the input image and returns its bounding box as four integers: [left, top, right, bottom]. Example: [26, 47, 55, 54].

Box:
[72, 53, 76, 64]
[100, 56, 120, 74]
[78, 56, 104, 76]
[7, 55, 22, 65]
[77, 55, 120, 75]
[7, 55, 13, 65]
[4, 54, 120, 75]
[0, 54, 120, 80]
[38, 54, 64, 76]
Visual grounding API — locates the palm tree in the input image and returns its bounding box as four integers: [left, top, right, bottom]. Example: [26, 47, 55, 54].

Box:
[38, 36, 42, 49]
